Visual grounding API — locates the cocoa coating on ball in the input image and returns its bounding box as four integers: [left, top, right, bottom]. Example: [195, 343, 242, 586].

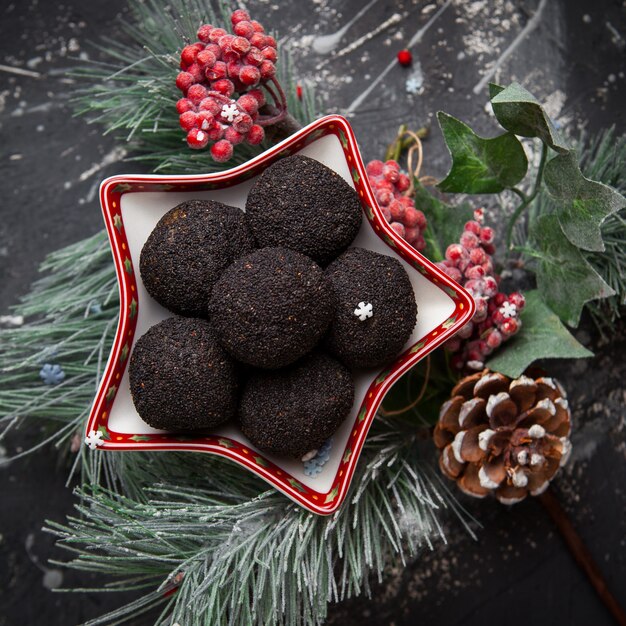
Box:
[209, 247, 335, 369]
[129, 316, 238, 431]
[239, 351, 354, 457]
[245, 155, 362, 265]
[140, 200, 256, 317]
[324, 247, 417, 369]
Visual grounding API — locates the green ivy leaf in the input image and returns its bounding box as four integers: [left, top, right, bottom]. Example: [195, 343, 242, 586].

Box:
[489, 82, 569, 153]
[530, 214, 615, 326]
[413, 182, 474, 262]
[486, 290, 592, 378]
[544, 151, 626, 252]
[437, 111, 528, 194]
[324, 486, 339, 503]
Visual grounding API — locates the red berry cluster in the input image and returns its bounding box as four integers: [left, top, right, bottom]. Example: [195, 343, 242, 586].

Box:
[175, 10, 280, 161]
[365, 159, 427, 251]
[436, 208, 525, 371]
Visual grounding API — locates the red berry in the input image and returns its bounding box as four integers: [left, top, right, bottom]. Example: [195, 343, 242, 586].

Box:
[245, 48, 264, 66]
[239, 65, 261, 86]
[245, 89, 264, 107]
[383, 164, 400, 183]
[485, 329, 502, 349]
[390, 222, 406, 238]
[413, 235, 426, 251]
[212, 79, 235, 96]
[366, 160, 384, 177]
[196, 49, 217, 67]
[234, 20, 255, 38]
[403, 208, 420, 228]
[259, 60, 276, 79]
[231, 9, 251, 25]
[381, 205, 392, 222]
[446, 243, 466, 264]
[181, 44, 199, 66]
[493, 292, 507, 307]
[197, 24, 214, 42]
[480, 226, 494, 244]
[187, 63, 204, 83]
[482, 276, 498, 297]
[509, 292, 526, 310]
[457, 321, 474, 340]
[233, 113, 253, 133]
[501, 318, 519, 336]
[249, 33, 266, 49]
[211, 139, 234, 162]
[464, 220, 481, 235]
[264, 36, 277, 48]
[465, 265, 485, 280]
[209, 28, 227, 43]
[206, 61, 227, 80]
[460, 230, 479, 249]
[389, 200, 405, 222]
[483, 242, 496, 255]
[197, 110, 214, 130]
[397, 49, 412, 66]
[262, 46, 277, 62]
[225, 126, 245, 145]
[179, 111, 198, 131]
[469, 247, 487, 265]
[376, 189, 394, 206]
[237, 93, 259, 114]
[187, 84, 208, 103]
[296, 83, 303, 100]
[207, 122, 224, 141]
[474, 298, 488, 322]
[442, 264, 463, 282]
[396, 173, 410, 192]
[199, 97, 221, 115]
[176, 98, 194, 114]
[186, 128, 209, 149]
[246, 124, 265, 145]
[175, 71, 195, 92]
[250, 20, 265, 33]
[218, 34, 235, 52]
[473, 208, 485, 223]
[231, 36, 251, 56]
[226, 60, 243, 79]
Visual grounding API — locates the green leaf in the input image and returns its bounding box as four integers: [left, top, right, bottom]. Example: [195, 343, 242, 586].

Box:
[130, 434, 153, 442]
[97, 425, 111, 441]
[119, 343, 129, 363]
[129, 298, 138, 319]
[489, 82, 569, 153]
[324, 486, 339, 503]
[544, 151, 626, 252]
[105, 385, 117, 402]
[413, 182, 474, 262]
[486, 290, 592, 378]
[437, 111, 528, 194]
[530, 214, 615, 326]
[288, 478, 306, 493]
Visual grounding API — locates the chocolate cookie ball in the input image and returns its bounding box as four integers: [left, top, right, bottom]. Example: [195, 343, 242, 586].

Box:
[128, 317, 238, 431]
[209, 247, 334, 369]
[239, 352, 354, 457]
[245, 155, 362, 265]
[140, 200, 255, 317]
[324, 248, 417, 369]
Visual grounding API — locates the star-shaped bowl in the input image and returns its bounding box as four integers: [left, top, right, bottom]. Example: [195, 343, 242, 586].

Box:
[88, 114, 475, 515]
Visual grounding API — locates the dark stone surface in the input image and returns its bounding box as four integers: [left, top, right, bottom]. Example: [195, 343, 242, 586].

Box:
[1, 0, 625, 624]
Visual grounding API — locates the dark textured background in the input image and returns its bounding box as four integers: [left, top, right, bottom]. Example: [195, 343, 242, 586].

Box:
[1, 1, 625, 624]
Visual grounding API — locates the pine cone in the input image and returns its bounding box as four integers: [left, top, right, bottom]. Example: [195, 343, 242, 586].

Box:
[434, 370, 572, 504]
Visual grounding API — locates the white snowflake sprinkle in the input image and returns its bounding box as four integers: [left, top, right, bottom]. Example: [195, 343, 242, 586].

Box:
[499, 301, 517, 318]
[405, 76, 423, 94]
[354, 301, 373, 321]
[84, 429, 104, 450]
[221, 103, 239, 122]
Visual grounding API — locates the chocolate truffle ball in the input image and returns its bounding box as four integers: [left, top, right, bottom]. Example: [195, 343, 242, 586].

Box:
[209, 247, 334, 369]
[324, 248, 417, 369]
[245, 155, 362, 265]
[239, 351, 354, 457]
[128, 316, 238, 431]
[140, 200, 255, 317]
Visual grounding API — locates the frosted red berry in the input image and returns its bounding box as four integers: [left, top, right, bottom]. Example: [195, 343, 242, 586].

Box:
[176, 71, 195, 92]
[176, 98, 194, 114]
[179, 111, 198, 131]
[211, 139, 234, 162]
[390, 222, 406, 238]
[187, 128, 209, 149]
[246, 124, 265, 145]
[234, 20, 254, 38]
[239, 65, 261, 86]
[231, 9, 251, 25]
[259, 60, 276, 79]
